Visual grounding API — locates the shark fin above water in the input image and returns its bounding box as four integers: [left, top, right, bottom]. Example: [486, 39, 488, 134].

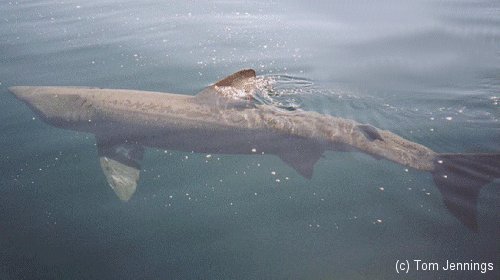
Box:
[213, 69, 256, 88]
[96, 137, 145, 201]
[195, 69, 257, 107]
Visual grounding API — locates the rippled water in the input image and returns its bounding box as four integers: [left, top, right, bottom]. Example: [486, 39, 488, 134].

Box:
[1, 1, 499, 279]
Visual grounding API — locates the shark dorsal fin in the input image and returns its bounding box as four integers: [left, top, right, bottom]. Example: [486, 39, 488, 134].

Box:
[195, 69, 257, 108]
[214, 69, 256, 88]
[357, 124, 384, 141]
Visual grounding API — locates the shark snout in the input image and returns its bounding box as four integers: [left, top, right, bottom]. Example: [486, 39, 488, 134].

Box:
[9, 86, 97, 124]
[8, 86, 38, 100]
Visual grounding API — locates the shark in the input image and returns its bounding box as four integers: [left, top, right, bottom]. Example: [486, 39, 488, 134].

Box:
[8, 69, 500, 230]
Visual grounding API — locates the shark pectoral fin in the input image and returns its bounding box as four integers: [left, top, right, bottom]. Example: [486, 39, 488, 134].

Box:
[96, 138, 145, 201]
[357, 124, 384, 141]
[99, 156, 140, 201]
[432, 153, 500, 231]
[279, 148, 324, 179]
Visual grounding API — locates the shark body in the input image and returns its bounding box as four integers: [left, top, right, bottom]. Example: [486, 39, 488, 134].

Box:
[8, 69, 499, 230]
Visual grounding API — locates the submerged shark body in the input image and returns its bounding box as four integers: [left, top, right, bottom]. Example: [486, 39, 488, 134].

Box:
[8, 69, 499, 230]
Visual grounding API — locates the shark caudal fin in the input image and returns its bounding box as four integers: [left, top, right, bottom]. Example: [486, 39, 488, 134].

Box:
[432, 153, 500, 231]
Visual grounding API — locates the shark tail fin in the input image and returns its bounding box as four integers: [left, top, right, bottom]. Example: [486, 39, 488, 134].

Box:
[432, 153, 500, 231]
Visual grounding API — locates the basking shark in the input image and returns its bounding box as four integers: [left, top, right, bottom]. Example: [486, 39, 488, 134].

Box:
[8, 69, 499, 230]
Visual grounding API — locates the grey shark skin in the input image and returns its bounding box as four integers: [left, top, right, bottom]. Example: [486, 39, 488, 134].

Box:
[8, 69, 500, 230]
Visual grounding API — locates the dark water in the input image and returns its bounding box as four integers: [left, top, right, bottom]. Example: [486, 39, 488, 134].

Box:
[1, 1, 499, 279]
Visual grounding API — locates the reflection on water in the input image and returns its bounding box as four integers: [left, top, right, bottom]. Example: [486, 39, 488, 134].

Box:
[0, 0, 499, 279]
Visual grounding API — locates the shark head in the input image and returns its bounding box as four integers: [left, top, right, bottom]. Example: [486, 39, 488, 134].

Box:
[8, 86, 97, 128]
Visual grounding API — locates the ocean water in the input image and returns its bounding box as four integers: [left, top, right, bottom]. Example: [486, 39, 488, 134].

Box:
[0, 1, 499, 279]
